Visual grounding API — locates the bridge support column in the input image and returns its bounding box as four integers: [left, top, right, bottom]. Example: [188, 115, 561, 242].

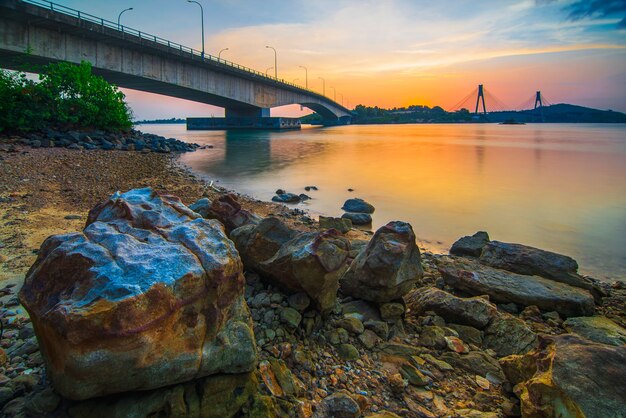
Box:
[225, 107, 270, 118]
[188, 107, 300, 130]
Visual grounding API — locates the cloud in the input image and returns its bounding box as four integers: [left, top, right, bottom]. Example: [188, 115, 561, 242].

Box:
[539, 0, 626, 28]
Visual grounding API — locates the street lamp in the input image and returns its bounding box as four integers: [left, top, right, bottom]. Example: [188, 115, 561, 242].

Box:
[330, 86, 336, 101]
[266, 67, 274, 76]
[218, 48, 229, 60]
[265, 46, 277, 78]
[299, 65, 308, 89]
[340, 93, 343, 106]
[318, 77, 325, 96]
[187, 0, 205, 59]
[293, 78, 299, 84]
[117, 7, 133, 29]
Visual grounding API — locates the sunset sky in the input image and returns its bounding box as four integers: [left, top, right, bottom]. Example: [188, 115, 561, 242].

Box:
[57, 0, 626, 118]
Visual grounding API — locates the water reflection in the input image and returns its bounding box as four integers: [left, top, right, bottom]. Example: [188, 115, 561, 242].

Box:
[142, 123, 626, 281]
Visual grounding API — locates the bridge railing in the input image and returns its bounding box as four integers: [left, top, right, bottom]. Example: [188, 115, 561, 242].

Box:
[17, 0, 348, 110]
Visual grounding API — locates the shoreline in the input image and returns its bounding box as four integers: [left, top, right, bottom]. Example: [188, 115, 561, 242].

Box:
[1, 145, 625, 416]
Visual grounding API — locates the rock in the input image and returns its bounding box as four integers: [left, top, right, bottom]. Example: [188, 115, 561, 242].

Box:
[19, 188, 257, 400]
[329, 328, 350, 345]
[298, 193, 311, 201]
[450, 231, 490, 257]
[379, 302, 405, 322]
[25, 387, 60, 415]
[479, 241, 594, 291]
[341, 212, 372, 225]
[388, 373, 407, 394]
[563, 316, 626, 346]
[260, 230, 351, 314]
[438, 257, 595, 317]
[287, 292, 311, 312]
[341, 222, 424, 303]
[358, 329, 382, 349]
[342, 300, 381, 323]
[400, 363, 430, 387]
[342, 198, 375, 214]
[231, 217, 298, 272]
[445, 336, 469, 353]
[206, 193, 261, 232]
[304, 186, 318, 191]
[280, 307, 302, 329]
[337, 343, 360, 361]
[189, 197, 212, 218]
[501, 334, 626, 418]
[447, 324, 483, 346]
[275, 189, 285, 195]
[364, 320, 389, 339]
[64, 214, 82, 220]
[337, 316, 365, 334]
[259, 359, 303, 397]
[272, 193, 301, 204]
[319, 216, 352, 233]
[483, 313, 537, 357]
[440, 351, 506, 383]
[407, 287, 497, 329]
[314, 391, 361, 418]
[419, 326, 447, 349]
[0, 387, 13, 407]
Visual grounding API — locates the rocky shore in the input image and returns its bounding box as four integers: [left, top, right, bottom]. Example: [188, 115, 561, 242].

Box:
[0, 144, 625, 417]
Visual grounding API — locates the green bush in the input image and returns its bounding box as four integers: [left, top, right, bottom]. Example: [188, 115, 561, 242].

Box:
[0, 61, 132, 133]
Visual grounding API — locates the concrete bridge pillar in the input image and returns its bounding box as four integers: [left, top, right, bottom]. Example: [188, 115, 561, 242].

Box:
[225, 107, 270, 118]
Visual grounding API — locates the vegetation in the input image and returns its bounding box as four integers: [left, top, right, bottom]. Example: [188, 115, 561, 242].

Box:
[301, 104, 474, 124]
[135, 117, 186, 124]
[0, 61, 133, 133]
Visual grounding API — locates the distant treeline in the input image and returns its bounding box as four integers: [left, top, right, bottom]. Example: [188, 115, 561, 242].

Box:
[301, 103, 626, 124]
[135, 118, 186, 124]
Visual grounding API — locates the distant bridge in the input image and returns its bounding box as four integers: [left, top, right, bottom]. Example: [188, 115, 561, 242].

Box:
[0, 0, 352, 124]
[450, 84, 554, 115]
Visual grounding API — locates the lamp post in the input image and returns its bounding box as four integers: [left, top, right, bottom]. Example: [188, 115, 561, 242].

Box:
[299, 65, 308, 89]
[340, 93, 343, 106]
[293, 78, 299, 84]
[266, 66, 274, 76]
[187, 0, 205, 59]
[218, 48, 229, 60]
[265, 46, 277, 78]
[330, 86, 336, 101]
[117, 7, 133, 29]
[318, 77, 325, 96]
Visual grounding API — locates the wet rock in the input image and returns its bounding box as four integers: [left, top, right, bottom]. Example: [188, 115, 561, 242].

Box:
[341, 212, 372, 225]
[438, 257, 595, 317]
[272, 193, 301, 204]
[447, 324, 483, 346]
[483, 313, 537, 357]
[479, 241, 594, 291]
[319, 216, 352, 233]
[19, 188, 257, 400]
[341, 222, 423, 303]
[206, 193, 261, 232]
[188, 197, 211, 218]
[280, 307, 302, 329]
[563, 316, 626, 346]
[337, 316, 365, 335]
[450, 231, 490, 257]
[400, 363, 430, 387]
[501, 334, 626, 418]
[314, 390, 361, 418]
[337, 343, 360, 361]
[231, 217, 298, 272]
[407, 287, 497, 329]
[342, 198, 375, 214]
[441, 351, 506, 383]
[260, 230, 351, 314]
[25, 387, 60, 415]
[342, 300, 381, 323]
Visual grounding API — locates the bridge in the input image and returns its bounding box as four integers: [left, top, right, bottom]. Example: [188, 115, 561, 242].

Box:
[0, 0, 352, 128]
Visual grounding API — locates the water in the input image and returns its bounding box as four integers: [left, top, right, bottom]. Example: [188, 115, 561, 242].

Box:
[138, 123, 626, 281]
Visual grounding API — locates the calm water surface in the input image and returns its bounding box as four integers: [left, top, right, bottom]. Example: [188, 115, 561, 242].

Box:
[139, 123, 626, 281]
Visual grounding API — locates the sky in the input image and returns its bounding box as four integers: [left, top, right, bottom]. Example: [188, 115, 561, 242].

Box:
[54, 0, 626, 119]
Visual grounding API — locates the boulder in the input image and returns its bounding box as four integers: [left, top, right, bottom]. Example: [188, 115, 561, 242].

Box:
[272, 193, 301, 204]
[563, 316, 626, 346]
[342, 198, 375, 214]
[341, 212, 372, 225]
[189, 197, 212, 218]
[500, 334, 626, 418]
[437, 257, 595, 317]
[479, 241, 594, 291]
[231, 217, 298, 271]
[319, 216, 352, 233]
[260, 230, 351, 314]
[20, 188, 257, 400]
[449, 231, 489, 257]
[483, 313, 537, 357]
[206, 193, 261, 232]
[406, 287, 497, 329]
[341, 222, 423, 303]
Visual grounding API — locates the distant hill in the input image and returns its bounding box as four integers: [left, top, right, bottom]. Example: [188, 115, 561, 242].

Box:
[135, 118, 186, 124]
[301, 103, 626, 124]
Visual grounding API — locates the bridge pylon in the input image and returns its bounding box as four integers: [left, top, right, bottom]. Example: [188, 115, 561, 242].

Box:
[534, 91, 543, 109]
[474, 84, 487, 115]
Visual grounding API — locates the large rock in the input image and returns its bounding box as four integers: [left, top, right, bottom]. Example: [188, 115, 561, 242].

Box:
[479, 241, 594, 291]
[500, 334, 626, 418]
[341, 222, 423, 303]
[231, 217, 298, 271]
[342, 198, 375, 214]
[260, 230, 351, 313]
[449, 231, 490, 257]
[483, 313, 537, 357]
[205, 193, 261, 232]
[20, 188, 257, 400]
[341, 212, 372, 225]
[406, 287, 497, 329]
[438, 257, 595, 317]
[563, 316, 626, 346]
